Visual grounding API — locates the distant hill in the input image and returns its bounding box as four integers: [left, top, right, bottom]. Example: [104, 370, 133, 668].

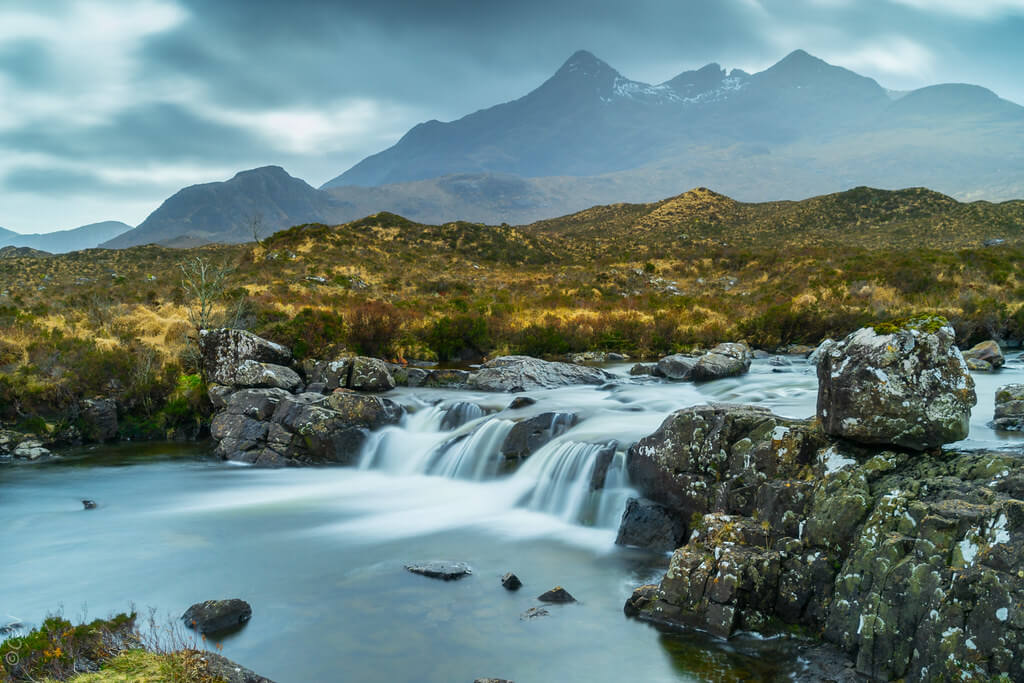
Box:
[0, 221, 132, 253]
[102, 166, 351, 249]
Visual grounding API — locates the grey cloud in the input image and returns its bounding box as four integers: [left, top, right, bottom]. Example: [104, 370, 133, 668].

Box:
[0, 39, 59, 87]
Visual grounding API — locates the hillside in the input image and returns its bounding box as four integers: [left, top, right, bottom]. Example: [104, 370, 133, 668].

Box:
[0, 221, 133, 253]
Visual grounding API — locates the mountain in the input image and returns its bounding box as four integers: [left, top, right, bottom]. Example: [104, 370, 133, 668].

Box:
[0, 221, 132, 253]
[103, 166, 350, 248]
[321, 48, 1024, 210]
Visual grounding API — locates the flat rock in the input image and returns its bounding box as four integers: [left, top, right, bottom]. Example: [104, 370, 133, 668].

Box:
[182, 599, 252, 635]
[405, 561, 472, 580]
[467, 356, 613, 392]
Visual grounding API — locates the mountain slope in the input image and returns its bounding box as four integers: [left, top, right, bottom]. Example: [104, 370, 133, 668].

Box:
[102, 166, 350, 248]
[0, 221, 133, 253]
[321, 48, 1024, 208]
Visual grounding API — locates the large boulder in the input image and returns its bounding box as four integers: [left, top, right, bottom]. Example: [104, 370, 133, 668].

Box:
[78, 397, 118, 441]
[200, 329, 292, 386]
[232, 360, 303, 391]
[816, 318, 976, 450]
[962, 339, 1005, 370]
[690, 342, 752, 381]
[993, 383, 1024, 431]
[467, 356, 613, 392]
[655, 354, 698, 380]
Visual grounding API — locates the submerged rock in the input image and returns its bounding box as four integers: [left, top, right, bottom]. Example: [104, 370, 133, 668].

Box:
[467, 356, 613, 392]
[993, 383, 1024, 431]
[82, 499, 97, 510]
[182, 599, 252, 635]
[816, 317, 976, 450]
[507, 396, 536, 410]
[520, 607, 549, 620]
[405, 561, 472, 580]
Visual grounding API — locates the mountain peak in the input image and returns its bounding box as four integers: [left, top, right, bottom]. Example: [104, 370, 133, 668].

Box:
[553, 50, 620, 80]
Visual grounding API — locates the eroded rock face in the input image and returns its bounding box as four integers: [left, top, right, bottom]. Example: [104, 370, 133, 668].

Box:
[467, 356, 613, 392]
[816, 320, 976, 450]
[200, 329, 292, 386]
[624, 400, 1024, 682]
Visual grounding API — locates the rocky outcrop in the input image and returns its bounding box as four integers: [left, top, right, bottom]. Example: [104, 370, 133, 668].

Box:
[817, 318, 976, 450]
[211, 388, 402, 466]
[623, 322, 1024, 681]
[653, 343, 752, 382]
[467, 356, 613, 392]
[182, 599, 252, 635]
[962, 339, 1005, 371]
[200, 329, 292, 386]
[0, 430, 55, 463]
[993, 383, 1024, 431]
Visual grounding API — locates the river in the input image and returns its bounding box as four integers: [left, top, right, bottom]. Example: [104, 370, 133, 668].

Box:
[2, 356, 1022, 682]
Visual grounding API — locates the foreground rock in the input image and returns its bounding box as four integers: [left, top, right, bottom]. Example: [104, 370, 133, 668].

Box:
[182, 599, 252, 635]
[405, 561, 473, 580]
[817, 317, 976, 450]
[993, 383, 1024, 431]
[624, 324, 1022, 681]
[467, 356, 613, 392]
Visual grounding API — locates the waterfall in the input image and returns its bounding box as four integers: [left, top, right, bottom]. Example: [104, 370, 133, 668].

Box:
[428, 418, 514, 480]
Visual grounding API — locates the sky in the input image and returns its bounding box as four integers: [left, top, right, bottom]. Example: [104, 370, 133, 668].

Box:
[1, 0, 1023, 234]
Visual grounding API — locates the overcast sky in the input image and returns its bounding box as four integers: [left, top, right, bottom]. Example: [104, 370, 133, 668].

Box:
[1, 0, 1023, 233]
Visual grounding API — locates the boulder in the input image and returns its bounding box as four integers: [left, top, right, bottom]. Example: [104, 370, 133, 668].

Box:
[690, 342, 752, 381]
[182, 599, 252, 635]
[615, 497, 688, 552]
[207, 384, 234, 410]
[537, 586, 576, 603]
[966, 357, 993, 372]
[500, 412, 577, 460]
[507, 396, 536, 410]
[198, 652, 278, 683]
[816, 318, 976, 450]
[993, 383, 1024, 431]
[200, 329, 291, 386]
[467, 356, 613, 392]
[628, 363, 657, 376]
[422, 369, 471, 387]
[232, 360, 303, 391]
[349, 356, 395, 392]
[78, 397, 118, 441]
[962, 339, 1005, 369]
[306, 359, 352, 391]
[656, 354, 698, 380]
[12, 440, 53, 461]
[405, 561, 472, 580]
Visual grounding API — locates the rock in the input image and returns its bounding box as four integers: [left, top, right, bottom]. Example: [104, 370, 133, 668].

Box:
[629, 363, 657, 376]
[806, 339, 834, 367]
[967, 357, 993, 372]
[588, 441, 619, 491]
[656, 354, 698, 380]
[439, 402, 486, 430]
[690, 342, 752, 381]
[200, 329, 291, 386]
[768, 355, 790, 367]
[405, 561, 472, 580]
[992, 383, 1024, 430]
[78, 398, 118, 441]
[816, 318, 976, 450]
[615, 497, 688, 552]
[232, 360, 303, 391]
[962, 340, 1005, 369]
[537, 586, 576, 603]
[500, 412, 577, 460]
[12, 440, 53, 461]
[197, 652, 278, 683]
[182, 599, 252, 635]
[208, 384, 234, 410]
[404, 367, 430, 387]
[348, 356, 395, 392]
[474, 679, 514, 683]
[82, 499, 96, 510]
[467, 356, 613, 392]
[507, 396, 536, 410]
[501, 572, 522, 591]
[306, 359, 352, 391]
[783, 344, 815, 356]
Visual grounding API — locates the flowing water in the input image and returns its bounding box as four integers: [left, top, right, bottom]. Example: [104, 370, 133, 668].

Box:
[2, 356, 1023, 682]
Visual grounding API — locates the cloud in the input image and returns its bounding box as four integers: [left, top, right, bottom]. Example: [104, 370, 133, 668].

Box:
[825, 37, 936, 78]
[889, 0, 1024, 19]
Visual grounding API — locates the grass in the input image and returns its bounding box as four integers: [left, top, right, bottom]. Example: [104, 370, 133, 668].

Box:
[1, 184, 1023, 436]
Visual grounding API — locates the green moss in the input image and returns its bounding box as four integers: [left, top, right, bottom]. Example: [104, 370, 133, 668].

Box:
[872, 314, 949, 335]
